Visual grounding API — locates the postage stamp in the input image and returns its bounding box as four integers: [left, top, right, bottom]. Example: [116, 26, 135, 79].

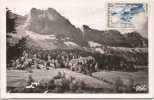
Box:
[108, 3, 147, 28]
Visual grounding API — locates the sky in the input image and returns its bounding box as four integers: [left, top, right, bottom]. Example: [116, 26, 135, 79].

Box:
[6, 0, 107, 30]
[6, 0, 148, 37]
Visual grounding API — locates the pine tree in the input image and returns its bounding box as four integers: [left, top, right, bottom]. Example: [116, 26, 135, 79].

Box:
[6, 8, 17, 33]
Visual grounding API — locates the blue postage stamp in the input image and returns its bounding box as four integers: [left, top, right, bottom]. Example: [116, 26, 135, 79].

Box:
[108, 3, 147, 28]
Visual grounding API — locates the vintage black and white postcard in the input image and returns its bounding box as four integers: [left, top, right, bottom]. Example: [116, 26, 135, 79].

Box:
[0, 0, 154, 99]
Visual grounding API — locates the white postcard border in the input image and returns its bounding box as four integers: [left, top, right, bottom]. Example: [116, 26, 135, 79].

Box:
[1, 0, 154, 99]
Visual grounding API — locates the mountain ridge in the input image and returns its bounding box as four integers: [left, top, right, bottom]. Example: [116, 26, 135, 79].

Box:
[7, 8, 148, 49]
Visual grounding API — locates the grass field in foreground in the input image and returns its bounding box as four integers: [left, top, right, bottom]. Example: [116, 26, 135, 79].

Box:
[7, 68, 148, 93]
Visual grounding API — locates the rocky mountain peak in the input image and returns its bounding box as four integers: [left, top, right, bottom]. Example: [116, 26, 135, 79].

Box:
[8, 8, 148, 49]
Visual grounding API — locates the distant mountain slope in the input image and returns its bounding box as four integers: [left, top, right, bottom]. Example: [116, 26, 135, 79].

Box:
[124, 31, 148, 47]
[7, 10, 27, 26]
[83, 25, 132, 47]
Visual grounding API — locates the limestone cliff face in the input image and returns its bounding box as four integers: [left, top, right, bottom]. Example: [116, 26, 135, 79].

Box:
[24, 8, 85, 46]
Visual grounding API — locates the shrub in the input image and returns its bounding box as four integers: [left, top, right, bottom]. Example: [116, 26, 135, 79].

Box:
[27, 75, 34, 85]
[114, 77, 124, 93]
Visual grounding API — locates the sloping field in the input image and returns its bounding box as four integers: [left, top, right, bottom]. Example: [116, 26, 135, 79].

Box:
[7, 70, 29, 88]
[7, 68, 113, 90]
[56, 68, 113, 89]
[92, 70, 148, 86]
